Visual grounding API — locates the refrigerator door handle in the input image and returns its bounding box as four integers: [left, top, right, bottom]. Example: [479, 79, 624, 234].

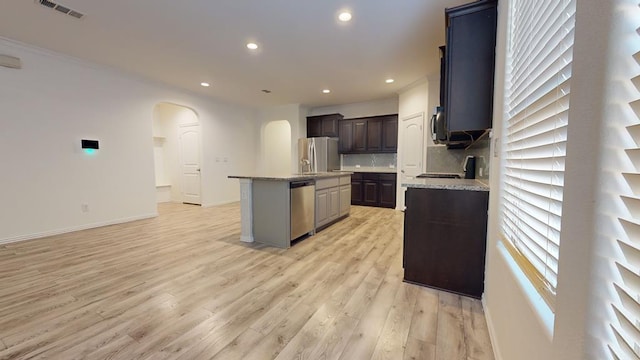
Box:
[309, 140, 317, 173]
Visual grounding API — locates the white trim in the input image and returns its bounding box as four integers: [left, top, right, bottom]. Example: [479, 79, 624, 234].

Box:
[178, 122, 200, 128]
[0, 212, 158, 245]
[401, 111, 424, 122]
[201, 200, 240, 208]
[482, 298, 503, 360]
[497, 241, 555, 340]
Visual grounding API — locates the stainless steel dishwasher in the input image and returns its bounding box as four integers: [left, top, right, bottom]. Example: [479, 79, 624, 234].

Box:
[290, 180, 315, 240]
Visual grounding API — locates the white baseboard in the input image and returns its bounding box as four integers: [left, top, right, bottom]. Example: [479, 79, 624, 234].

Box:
[482, 297, 503, 360]
[202, 200, 240, 208]
[0, 212, 158, 245]
[240, 235, 254, 243]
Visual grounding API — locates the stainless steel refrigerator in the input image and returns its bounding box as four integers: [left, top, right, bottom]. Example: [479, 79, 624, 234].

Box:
[298, 137, 339, 173]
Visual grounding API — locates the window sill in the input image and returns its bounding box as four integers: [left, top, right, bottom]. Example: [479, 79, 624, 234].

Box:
[497, 240, 555, 340]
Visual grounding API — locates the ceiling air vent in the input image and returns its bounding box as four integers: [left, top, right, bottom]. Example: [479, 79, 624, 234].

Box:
[36, 0, 84, 19]
[39, 0, 55, 8]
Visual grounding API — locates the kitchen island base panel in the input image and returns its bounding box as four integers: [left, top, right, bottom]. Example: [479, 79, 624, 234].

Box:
[252, 180, 291, 248]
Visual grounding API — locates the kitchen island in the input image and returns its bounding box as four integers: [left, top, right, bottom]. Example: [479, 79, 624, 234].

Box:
[228, 172, 352, 248]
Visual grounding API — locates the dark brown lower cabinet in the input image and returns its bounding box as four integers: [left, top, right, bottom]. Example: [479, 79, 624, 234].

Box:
[378, 174, 396, 208]
[403, 187, 489, 298]
[351, 177, 363, 205]
[363, 180, 379, 206]
[351, 172, 396, 208]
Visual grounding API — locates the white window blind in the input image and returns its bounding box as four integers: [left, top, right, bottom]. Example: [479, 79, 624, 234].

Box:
[611, 3, 640, 358]
[499, 0, 576, 310]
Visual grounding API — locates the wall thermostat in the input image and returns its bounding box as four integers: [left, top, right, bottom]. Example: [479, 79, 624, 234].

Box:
[81, 139, 99, 149]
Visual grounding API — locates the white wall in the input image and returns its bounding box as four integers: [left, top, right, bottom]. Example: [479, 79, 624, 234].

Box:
[0, 38, 258, 243]
[396, 80, 430, 209]
[308, 97, 399, 119]
[483, 1, 632, 359]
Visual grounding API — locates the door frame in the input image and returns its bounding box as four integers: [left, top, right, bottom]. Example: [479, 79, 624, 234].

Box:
[398, 112, 425, 210]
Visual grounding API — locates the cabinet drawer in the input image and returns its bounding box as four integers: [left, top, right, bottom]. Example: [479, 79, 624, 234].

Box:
[339, 176, 351, 185]
[351, 173, 363, 181]
[363, 173, 379, 181]
[316, 177, 340, 190]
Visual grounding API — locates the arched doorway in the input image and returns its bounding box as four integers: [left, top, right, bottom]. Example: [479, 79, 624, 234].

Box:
[262, 120, 292, 174]
[152, 102, 201, 205]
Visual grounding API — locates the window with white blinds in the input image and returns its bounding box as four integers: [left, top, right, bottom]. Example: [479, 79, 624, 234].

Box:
[611, 3, 640, 358]
[499, 0, 576, 310]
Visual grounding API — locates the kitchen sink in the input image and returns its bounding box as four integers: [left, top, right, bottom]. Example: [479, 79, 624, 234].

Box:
[416, 173, 462, 179]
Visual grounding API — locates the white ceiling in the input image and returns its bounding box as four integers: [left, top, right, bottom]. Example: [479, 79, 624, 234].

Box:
[0, 0, 469, 108]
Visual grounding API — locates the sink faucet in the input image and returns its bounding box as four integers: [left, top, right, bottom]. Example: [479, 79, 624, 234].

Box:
[300, 159, 311, 174]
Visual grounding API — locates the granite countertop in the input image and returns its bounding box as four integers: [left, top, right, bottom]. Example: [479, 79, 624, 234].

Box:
[402, 178, 490, 192]
[228, 171, 353, 181]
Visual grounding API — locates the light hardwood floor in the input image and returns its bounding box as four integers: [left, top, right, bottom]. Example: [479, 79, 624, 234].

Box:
[0, 203, 494, 360]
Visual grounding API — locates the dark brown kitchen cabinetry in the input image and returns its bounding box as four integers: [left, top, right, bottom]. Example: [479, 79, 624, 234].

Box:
[350, 173, 363, 205]
[366, 118, 382, 152]
[352, 120, 367, 152]
[363, 174, 379, 206]
[442, 1, 497, 141]
[403, 187, 489, 298]
[379, 174, 397, 208]
[338, 114, 398, 154]
[307, 113, 343, 138]
[338, 120, 354, 153]
[382, 116, 398, 152]
[350, 172, 396, 209]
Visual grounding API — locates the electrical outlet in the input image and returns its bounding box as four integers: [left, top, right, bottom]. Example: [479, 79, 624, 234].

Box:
[81, 203, 89, 212]
[355, 164, 361, 168]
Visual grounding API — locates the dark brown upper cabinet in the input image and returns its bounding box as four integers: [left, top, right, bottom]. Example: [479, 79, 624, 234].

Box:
[352, 120, 367, 152]
[366, 118, 382, 152]
[338, 120, 354, 153]
[338, 114, 398, 154]
[381, 115, 398, 152]
[442, 1, 497, 143]
[306, 113, 343, 137]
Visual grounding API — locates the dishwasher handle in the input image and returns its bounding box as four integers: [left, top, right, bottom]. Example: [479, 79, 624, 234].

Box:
[290, 180, 314, 188]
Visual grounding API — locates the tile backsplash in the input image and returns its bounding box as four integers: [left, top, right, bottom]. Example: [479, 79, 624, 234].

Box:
[426, 138, 490, 179]
[342, 153, 397, 168]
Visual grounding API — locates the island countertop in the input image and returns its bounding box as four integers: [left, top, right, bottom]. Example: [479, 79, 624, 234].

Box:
[228, 171, 353, 181]
[402, 178, 489, 192]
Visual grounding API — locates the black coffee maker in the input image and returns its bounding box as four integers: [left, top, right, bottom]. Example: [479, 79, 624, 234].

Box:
[463, 156, 476, 179]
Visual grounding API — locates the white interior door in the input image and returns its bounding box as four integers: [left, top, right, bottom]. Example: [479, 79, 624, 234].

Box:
[401, 113, 424, 179]
[179, 124, 201, 205]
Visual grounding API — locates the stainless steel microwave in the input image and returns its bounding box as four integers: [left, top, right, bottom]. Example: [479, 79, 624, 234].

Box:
[431, 106, 446, 143]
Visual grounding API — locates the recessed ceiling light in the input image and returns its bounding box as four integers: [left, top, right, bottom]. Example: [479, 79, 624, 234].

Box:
[385, 79, 395, 84]
[322, 89, 331, 94]
[338, 12, 352, 22]
[247, 43, 258, 50]
[200, 82, 210, 87]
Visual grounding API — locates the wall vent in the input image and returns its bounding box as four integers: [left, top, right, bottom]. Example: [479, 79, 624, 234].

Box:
[36, 0, 84, 19]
